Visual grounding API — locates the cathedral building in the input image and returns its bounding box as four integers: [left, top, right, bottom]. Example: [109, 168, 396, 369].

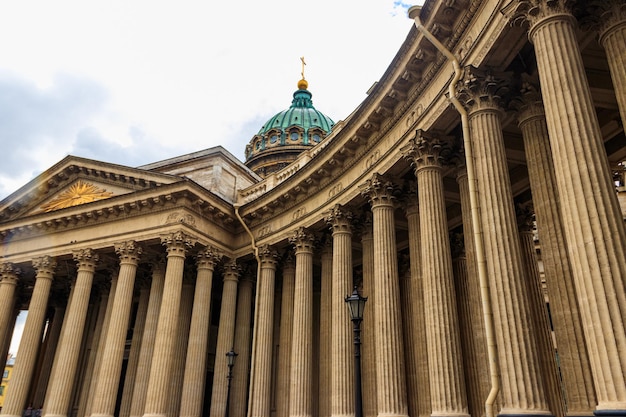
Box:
[1, 1, 625, 417]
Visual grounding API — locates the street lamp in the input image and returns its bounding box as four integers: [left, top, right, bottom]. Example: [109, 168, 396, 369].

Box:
[345, 286, 367, 417]
[225, 348, 238, 417]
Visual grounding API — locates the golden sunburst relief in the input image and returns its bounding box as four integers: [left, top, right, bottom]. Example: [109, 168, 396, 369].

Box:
[40, 180, 114, 212]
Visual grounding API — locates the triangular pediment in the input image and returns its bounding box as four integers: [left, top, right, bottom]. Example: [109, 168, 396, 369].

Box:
[0, 155, 184, 222]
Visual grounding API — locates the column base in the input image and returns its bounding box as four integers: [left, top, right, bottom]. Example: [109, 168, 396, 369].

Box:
[498, 414, 553, 417]
[594, 411, 626, 417]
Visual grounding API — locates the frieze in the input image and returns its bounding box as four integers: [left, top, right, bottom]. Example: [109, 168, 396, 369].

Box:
[165, 212, 197, 226]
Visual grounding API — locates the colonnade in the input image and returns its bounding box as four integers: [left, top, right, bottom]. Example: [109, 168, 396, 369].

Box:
[0, 2, 625, 417]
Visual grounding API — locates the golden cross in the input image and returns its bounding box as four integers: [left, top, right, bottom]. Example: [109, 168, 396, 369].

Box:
[300, 56, 306, 79]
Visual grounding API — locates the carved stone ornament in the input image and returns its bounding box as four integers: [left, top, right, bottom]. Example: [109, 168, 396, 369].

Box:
[40, 180, 114, 212]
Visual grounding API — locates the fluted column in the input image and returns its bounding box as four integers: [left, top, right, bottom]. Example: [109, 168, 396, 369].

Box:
[0, 263, 20, 356]
[325, 205, 355, 417]
[457, 67, 550, 416]
[231, 273, 255, 417]
[33, 303, 66, 409]
[210, 260, 241, 417]
[1, 256, 56, 417]
[130, 260, 166, 417]
[143, 231, 195, 417]
[359, 215, 378, 417]
[591, 1, 626, 128]
[90, 241, 142, 417]
[276, 255, 296, 417]
[517, 207, 565, 417]
[84, 273, 118, 417]
[520, 3, 626, 412]
[318, 240, 332, 417]
[248, 245, 278, 417]
[289, 228, 315, 417]
[455, 166, 492, 417]
[180, 247, 221, 417]
[167, 277, 194, 416]
[516, 85, 595, 415]
[403, 132, 468, 417]
[44, 249, 99, 417]
[359, 174, 408, 417]
[403, 197, 431, 417]
[119, 278, 150, 417]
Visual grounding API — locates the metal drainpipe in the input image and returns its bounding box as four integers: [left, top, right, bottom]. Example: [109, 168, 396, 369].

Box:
[233, 202, 262, 414]
[408, 6, 500, 417]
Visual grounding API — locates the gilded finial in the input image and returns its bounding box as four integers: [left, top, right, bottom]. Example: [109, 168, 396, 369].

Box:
[298, 56, 308, 90]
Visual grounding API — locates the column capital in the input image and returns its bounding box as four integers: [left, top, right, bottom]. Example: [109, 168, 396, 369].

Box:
[114, 240, 143, 265]
[223, 259, 241, 282]
[161, 230, 196, 257]
[456, 65, 511, 115]
[359, 173, 399, 208]
[402, 129, 451, 172]
[32, 255, 57, 279]
[325, 204, 353, 234]
[196, 246, 223, 270]
[512, 74, 546, 126]
[581, 0, 626, 45]
[289, 227, 315, 254]
[258, 244, 279, 268]
[505, 0, 576, 35]
[516, 202, 536, 233]
[73, 248, 99, 272]
[0, 262, 21, 284]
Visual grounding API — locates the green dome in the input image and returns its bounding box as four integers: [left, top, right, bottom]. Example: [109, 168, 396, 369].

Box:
[245, 81, 335, 178]
[257, 88, 335, 137]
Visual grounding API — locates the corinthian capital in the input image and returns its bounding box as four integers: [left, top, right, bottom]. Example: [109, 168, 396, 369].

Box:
[32, 255, 57, 278]
[161, 231, 196, 256]
[358, 173, 399, 208]
[505, 0, 576, 29]
[401, 129, 451, 172]
[115, 240, 143, 264]
[324, 204, 353, 234]
[289, 227, 315, 253]
[73, 248, 99, 272]
[512, 73, 546, 125]
[0, 262, 20, 284]
[581, 0, 626, 43]
[456, 66, 512, 114]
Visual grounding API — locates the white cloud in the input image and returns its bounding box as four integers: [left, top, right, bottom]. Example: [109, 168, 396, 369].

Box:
[0, 1, 417, 200]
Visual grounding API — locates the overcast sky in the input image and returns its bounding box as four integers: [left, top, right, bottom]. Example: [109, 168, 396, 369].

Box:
[0, 1, 420, 202]
[3, 1, 421, 355]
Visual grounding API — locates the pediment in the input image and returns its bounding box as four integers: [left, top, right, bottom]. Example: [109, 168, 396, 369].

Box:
[0, 155, 183, 222]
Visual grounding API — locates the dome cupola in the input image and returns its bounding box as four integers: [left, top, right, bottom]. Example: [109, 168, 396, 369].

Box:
[244, 60, 334, 178]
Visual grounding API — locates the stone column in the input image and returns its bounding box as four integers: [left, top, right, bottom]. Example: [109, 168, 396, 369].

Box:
[210, 260, 240, 417]
[520, 3, 626, 412]
[457, 67, 550, 416]
[455, 166, 492, 417]
[143, 231, 195, 417]
[318, 240, 332, 417]
[167, 277, 194, 417]
[403, 197, 431, 417]
[0, 263, 20, 355]
[130, 260, 166, 417]
[288, 228, 315, 417]
[591, 1, 626, 128]
[247, 245, 278, 417]
[325, 205, 355, 417]
[516, 84, 595, 415]
[1, 256, 56, 417]
[359, 174, 408, 417]
[81, 275, 117, 417]
[359, 214, 378, 417]
[33, 303, 66, 410]
[180, 247, 221, 417]
[403, 133, 468, 417]
[276, 254, 296, 417]
[90, 242, 142, 417]
[231, 273, 255, 417]
[44, 249, 98, 417]
[119, 278, 150, 417]
[517, 207, 565, 417]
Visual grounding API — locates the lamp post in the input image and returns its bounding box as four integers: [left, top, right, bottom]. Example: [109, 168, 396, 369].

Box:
[345, 286, 367, 417]
[225, 348, 238, 417]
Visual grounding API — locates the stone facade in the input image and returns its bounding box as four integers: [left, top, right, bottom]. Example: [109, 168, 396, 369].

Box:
[0, 1, 625, 417]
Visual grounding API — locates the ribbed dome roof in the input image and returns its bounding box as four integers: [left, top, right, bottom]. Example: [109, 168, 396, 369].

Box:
[244, 77, 335, 178]
[257, 85, 334, 136]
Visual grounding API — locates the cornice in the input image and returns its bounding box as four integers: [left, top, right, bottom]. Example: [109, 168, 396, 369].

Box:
[0, 181, 237, 243]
